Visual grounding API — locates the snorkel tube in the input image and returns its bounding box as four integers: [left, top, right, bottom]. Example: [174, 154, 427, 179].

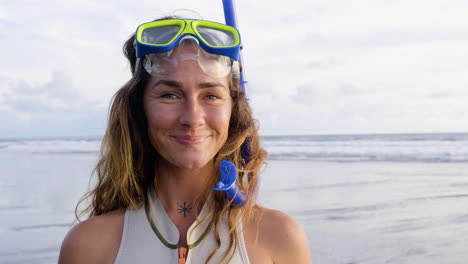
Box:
[222, 0, 247, 94]
[212, 0, 250, 207]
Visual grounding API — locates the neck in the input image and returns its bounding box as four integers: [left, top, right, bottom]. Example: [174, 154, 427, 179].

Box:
[154, 159, 216, 218]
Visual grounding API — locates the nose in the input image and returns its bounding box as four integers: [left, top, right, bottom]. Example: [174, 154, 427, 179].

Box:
[179, 96, 205, 128]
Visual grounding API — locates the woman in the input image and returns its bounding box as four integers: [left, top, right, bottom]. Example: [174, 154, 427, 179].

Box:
[58, 16, 312, 264]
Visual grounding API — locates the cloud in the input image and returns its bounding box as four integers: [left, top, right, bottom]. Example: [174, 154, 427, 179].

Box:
[0, 71, 107, 138]
[2, 0, 468, 136]
[305, 58, 341, 69]
[3, 71, 94, 112]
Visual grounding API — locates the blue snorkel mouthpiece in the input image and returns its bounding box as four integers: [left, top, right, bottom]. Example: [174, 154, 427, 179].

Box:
[212, 160, 246, 207]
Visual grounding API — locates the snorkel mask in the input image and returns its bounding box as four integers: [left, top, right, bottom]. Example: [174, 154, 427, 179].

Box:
[135, 18, 241, 78]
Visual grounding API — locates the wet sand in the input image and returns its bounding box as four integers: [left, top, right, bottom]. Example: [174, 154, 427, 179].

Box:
[1, 153, 468, 263]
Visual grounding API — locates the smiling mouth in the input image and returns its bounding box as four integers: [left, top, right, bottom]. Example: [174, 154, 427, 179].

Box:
[173, 136, 208, 146]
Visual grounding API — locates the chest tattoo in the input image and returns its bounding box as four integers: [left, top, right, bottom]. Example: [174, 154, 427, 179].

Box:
[177, 201, 193, 217]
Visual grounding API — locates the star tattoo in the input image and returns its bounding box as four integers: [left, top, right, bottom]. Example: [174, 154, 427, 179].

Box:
[177, 201, 193, 217]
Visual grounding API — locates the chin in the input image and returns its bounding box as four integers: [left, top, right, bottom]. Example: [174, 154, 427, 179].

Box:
[171, 154, 214, 170]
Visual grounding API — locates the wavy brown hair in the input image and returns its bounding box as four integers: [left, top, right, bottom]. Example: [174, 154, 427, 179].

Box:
[76, 17, 267, 263]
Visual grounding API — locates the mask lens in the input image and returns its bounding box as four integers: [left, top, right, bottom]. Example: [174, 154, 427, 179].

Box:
[142, 46, 233, 78]
[141, 25, 181, 45]
[143, 53, 171, 77]
[197, 26, 236, 47]
[197, 51, 232, 78]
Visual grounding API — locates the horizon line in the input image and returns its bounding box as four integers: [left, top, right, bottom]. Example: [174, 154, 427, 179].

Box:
[1, 131, 468, 141]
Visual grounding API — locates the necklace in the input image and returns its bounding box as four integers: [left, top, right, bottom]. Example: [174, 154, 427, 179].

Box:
[144, 192, 213, 250]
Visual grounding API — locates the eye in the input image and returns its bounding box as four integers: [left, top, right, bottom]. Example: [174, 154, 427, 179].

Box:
[159, 93, 178, 99]
[205, 94, 220, 101]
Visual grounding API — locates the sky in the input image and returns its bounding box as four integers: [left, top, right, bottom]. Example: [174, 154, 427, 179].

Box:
[1, 0, 468, 138]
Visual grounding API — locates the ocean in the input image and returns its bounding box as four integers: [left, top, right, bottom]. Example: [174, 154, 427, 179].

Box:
[2, 132, 468, 162]
[1, 133, 468, 263]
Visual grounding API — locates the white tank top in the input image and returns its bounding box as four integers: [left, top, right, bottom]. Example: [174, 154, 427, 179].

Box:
[114, 189, 250, 264]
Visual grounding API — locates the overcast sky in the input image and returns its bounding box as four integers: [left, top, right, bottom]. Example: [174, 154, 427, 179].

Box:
[1, 0, 467, 138]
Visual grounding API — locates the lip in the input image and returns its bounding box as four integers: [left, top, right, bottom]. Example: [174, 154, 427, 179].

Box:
[172, 135, 208, 146]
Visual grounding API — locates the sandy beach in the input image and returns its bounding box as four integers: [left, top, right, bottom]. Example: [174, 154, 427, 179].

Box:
[1, 150, 468, 263]
[260, 161, 468, 264]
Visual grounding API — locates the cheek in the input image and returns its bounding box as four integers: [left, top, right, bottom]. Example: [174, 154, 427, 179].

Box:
[210, 103, 232, 135]
[144, 106, 175, 151]
[144, 103, 176, 130]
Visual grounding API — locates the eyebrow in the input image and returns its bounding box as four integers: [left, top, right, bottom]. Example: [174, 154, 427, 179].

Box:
[154, 80, 226, 89]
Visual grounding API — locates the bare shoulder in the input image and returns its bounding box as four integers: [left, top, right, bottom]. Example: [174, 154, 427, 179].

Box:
[58, 209, 125, 264]
[244, 207, 312, 264]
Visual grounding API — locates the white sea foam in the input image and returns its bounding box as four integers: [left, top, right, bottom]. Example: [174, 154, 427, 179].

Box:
[261, 133, 468, 162]
[0, 138, 101, 155]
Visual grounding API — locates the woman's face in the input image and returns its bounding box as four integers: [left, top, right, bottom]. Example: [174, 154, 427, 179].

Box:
[143, 55, 232, 170]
